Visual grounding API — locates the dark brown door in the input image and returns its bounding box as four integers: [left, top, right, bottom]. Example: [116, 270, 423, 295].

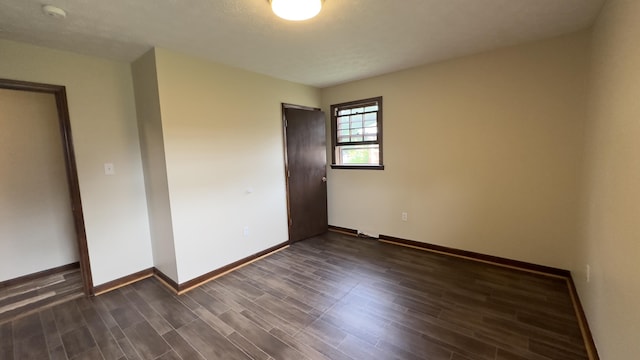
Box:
[283, 105, 328, 243]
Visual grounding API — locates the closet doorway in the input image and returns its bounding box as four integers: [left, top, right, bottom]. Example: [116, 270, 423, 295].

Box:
[0, 78, 92, 296]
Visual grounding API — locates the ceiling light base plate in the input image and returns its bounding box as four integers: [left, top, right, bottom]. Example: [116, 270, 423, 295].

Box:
[42, 5, 67, 19]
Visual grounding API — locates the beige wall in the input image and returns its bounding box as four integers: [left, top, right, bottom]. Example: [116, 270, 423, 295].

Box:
[0, 39, 153, 286]
[131, 49, 179, 281]
[321, 32, 590, 270]
[578, 0, 640, 357]
[0, 89, 78, 281]
[152, 48, 321, 283]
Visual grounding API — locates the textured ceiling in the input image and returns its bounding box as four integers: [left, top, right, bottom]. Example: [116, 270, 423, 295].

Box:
[0, 0, 605, 88]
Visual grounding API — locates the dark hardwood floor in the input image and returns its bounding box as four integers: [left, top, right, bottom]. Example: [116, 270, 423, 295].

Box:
[0, 268, 83, 325]
[0, 232, 588, 360]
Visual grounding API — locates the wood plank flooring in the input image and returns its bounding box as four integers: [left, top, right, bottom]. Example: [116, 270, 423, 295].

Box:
[0, 232, 588, 359]
[0, 268, 83, 325]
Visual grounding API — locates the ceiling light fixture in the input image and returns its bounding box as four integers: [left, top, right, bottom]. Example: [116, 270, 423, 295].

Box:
[42, 4, 67, 19]
[270, 0, 323, 21]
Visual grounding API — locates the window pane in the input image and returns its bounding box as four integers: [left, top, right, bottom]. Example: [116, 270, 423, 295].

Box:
[350, 114, 363, 128]
[338, 116, 350, 124]
[364, 127, 377, 135]
[351, 107, 364, 114]
[338, 109, 351, 116]
[350, 135, 363, 142]
[338, 144, 380, 165]
[365, 105, 378, 112]
[364, 135, 377, 141]
[338, 123, 349, 130]
[364, 113, 376, 128]
[338, 129, 350, 137]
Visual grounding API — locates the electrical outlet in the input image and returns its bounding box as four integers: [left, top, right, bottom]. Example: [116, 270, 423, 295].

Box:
[401, 212, 408, 221]
[243, 226, 250, 237]
[586, 264, 591, 283]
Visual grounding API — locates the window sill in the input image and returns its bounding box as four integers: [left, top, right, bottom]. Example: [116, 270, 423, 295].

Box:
[330, 164, 385, 170]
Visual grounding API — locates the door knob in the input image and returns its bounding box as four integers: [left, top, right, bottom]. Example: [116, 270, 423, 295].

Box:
[321, 176, 327, 183]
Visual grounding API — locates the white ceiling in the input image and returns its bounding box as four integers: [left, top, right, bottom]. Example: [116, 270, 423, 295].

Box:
[0, 0, 605, 88]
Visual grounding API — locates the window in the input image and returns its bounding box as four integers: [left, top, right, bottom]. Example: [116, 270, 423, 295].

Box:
[331, 96, 384, 170]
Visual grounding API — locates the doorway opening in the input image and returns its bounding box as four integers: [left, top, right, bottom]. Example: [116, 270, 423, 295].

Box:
[0, 78, 93, 299]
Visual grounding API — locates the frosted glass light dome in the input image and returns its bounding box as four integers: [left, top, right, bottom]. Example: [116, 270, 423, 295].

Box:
[271, 0, 323, 21]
